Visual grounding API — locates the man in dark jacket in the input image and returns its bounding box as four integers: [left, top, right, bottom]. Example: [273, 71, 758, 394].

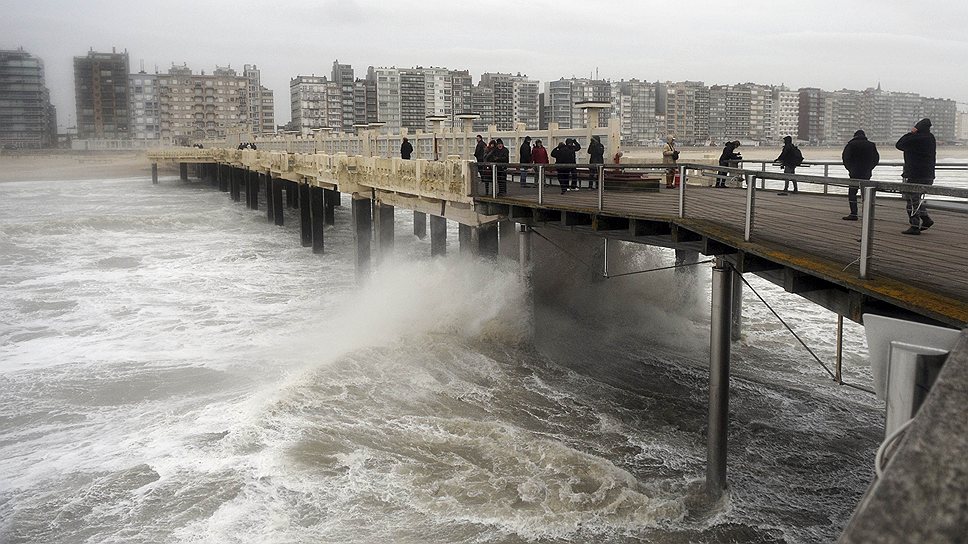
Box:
[841, 130, 879, 220]
[717, 140, 742, 188]
[474, 135, 485, 162]
[400, 137, 414, 160]
[492, 138, 510, 195]
[775, 135, 799, 194]
[519, 136, 532, 186]
[587, 135, 605, 189]
[896, 118, 936, 234]
[551, 140, 578, 193]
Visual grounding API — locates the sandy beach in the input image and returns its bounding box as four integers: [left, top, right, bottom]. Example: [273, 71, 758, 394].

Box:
[0, 152, 159, 183]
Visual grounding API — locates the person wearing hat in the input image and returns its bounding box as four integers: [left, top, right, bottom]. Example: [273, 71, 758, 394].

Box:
[774, 135, 801, 194]
[661, 135, 678, 188]
[400, 137, 414, 160]
[587, 135, 605, 189]
[841, 129, 879, 220]
[896, 118, 936, 234]
[519, 136, 533, 187]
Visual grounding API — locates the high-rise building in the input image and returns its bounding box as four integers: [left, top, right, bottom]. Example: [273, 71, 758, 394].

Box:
[74, 49, 130, 139]
[128, 71, 159, 140]
[244, 64, 274, 135]
[290, 75, 341, 134]
[797, 87, 828, 144]
[157, 64, 248, 143]
[611, 79, 657, 145]
[664, 81, 709, 145]
[331, 61, 355, 132]
[471, 86, 495, 131]
[399, 68, 426, 132]
[450, 70, 474, 123]
[367, 67, 401, 131]
[746, 84, 773, 144]
[353, 78, 378, 126]
[545, 78, 612, 129]
[770, 87, 799, 142]
[479, 73, 539, 130]
[0, 48, 56, 149]
[826, 89, 863, 144]
[956, 111, 968, 143]
[708, 84, 752, 143]
[922, 97, 958, 143]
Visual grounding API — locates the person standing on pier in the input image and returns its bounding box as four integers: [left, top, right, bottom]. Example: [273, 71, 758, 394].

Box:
[588, 135, 605, 189]
[662, 135, 678, 188]
[531, 139, 549, 187]
[717, 140, 742, 188]
[775, 135, 802, 195]
[841, 130, 879, 221]
[400, 137, 414, 160]
[474, 135, 485, 162]
[896, 118, 936, 235]
[492, 139, 510, 195]
[519, 136, 533, 187]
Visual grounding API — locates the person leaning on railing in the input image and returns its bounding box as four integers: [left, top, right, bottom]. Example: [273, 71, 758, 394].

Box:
[588, 135, 605, 189]
[896, 118, 936, 235]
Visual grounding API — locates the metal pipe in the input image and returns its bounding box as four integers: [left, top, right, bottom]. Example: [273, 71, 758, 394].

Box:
[491, 163, 497, 198]
[678, 165, 686, 218]
[835, 314, 844, 383]
[744, 174, 756, 242]
[707, 257, 732, 499]
[859, 186, 876, 279]
[537, 165, 544, 205]
[597, 165, 604, 211]
[518, 224, 531, 282]
[730, 268, 743, 342]
[823, 164, 830, 194]
[603, 238, 609, 277]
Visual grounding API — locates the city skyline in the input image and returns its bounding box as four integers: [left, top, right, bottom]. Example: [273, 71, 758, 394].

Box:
[4, 0, 968, 129]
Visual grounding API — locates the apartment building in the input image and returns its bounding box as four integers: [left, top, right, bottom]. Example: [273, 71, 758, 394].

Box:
[244, 64, 275, 135]
[157, 65, 248, 143]
[128, 71, 159, 140]
[0, 48, 56, 148]
[290, 75, 341, 134]
[665, 81, 710, 145]
[74, 49, 130, 139]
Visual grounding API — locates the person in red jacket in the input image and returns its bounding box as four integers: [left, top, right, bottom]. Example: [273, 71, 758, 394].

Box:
[531, 139, 549, 188]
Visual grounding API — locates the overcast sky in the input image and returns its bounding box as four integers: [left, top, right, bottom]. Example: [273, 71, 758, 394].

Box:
[5, 0, 968, 128]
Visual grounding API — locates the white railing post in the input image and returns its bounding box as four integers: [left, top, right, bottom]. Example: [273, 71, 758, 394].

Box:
[537, 165, 544, 205]
[597, 165, 604, 211]
[744, 173, 756, 242]
[859, 185, 877, 279]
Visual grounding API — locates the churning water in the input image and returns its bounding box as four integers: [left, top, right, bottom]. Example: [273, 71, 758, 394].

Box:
[0, 175, 883, 543]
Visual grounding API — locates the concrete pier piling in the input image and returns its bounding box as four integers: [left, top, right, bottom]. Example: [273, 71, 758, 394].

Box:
[707, 256, 733, 499]
[151, 163, 158, 185]
[430, 215, 447, 256]
[323, 189, 337, 226]
[413, 211, 427, 239]
[231, 168, 241, 202]
[265, 175, 274, 223]
[285, 182, 295, 208]
[731, 269, 744, 342]
[299, 183, 312, 247]
[498, 219, 519, 261]
[248, 170, 259, 210]
[179, 163, 188, 181]
[352, 195, 372, 280]
[375, 202, 394, 260]
[218, 165, 228, 192]
[310, 186, 325, 254]
[458, 223, 498, 257]
[271, 178, 285, 226]
[518, 224, 532, 280]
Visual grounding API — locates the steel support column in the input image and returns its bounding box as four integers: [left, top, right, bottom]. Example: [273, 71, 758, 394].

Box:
[707, 257, 732, 499]
[430, 215, 447, 256]
[352, 195, 372, 281]
[299, 183, 312, 247]
[310, 186, 325, 254]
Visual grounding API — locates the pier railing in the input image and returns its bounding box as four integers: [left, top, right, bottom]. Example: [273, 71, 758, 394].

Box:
[476, 161, 968, 304]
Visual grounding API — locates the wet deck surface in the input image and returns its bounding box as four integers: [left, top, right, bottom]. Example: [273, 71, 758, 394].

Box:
[479, 180, 968, 327]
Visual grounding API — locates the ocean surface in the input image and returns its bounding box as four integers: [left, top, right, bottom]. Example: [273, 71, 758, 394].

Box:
[0, 174, 886, 543]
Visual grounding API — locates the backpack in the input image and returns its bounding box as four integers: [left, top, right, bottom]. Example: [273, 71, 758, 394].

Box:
[791, 146, 804, 166]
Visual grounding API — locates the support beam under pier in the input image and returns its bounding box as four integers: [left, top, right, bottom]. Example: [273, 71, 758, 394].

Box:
[430, 215, 447, 256]
[731, 269, 743, 342]
[413, 211, 427, 239]
[299, 183, 312, 247]
[323, 189, 337, 226]
[265, 175, 275, 223]
[179, 163, 188, 181]
[352, 195, 372, 281]
[310, 186, 325, 254]
[248, 170, 259, 210]
[459, 223, 499, 258]
[151, 163, 158, 185]
[375, 202, 394, 261]
[707, 256, 733, 500]
[272, 177, 285, 226]
[218, 165, 228, 192]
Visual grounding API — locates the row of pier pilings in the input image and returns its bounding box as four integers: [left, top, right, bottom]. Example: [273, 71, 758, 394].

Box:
[175, 162, 524, 276]
[170, 161, 738, 502]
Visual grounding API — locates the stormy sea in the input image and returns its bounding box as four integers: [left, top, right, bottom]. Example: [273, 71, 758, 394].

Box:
[0, 174, 885, 543]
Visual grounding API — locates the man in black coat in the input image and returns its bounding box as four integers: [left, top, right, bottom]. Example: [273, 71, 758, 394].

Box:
[775, 135, 799, 194]
[587, 135, 605, 189]
[551, 140, 578, 193]
[474, 135, 485, 162]
[841, 130, 879, 220]
[717, 140, 742, 188]
[492, 138, 510, 195]
[400, 137, 414, 160]
[896, 118, 936, 234]
[519, 136, 532, 186]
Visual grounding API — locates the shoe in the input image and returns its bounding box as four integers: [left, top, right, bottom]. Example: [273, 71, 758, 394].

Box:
[777, 192, 788, 196]
[902, 226, 921, 235]
[920, 217, 935, 230]
[842, 215, 858, 221]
